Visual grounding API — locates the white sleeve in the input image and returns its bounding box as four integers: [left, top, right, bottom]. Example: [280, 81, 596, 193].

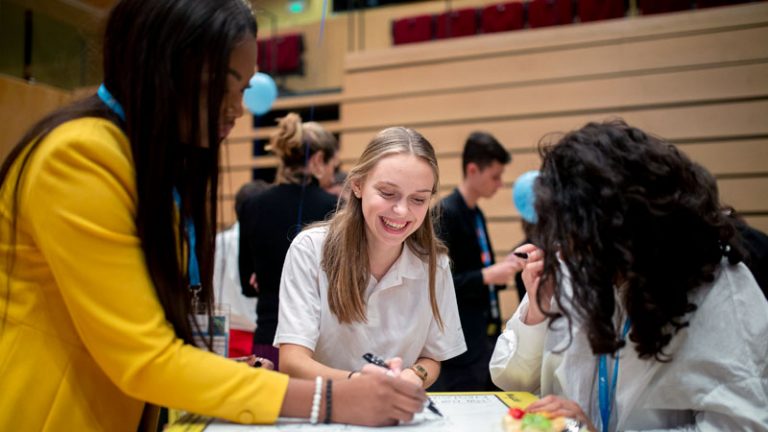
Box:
[420, 258, 468, 361]
[489, 294, 549, 392]
[624, 427, 696, 432]
[623, 376, 768, 431]
[273, 233, 322, 350]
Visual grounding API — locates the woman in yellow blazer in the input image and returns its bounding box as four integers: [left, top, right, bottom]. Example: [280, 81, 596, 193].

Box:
[0, 0, 425, 430]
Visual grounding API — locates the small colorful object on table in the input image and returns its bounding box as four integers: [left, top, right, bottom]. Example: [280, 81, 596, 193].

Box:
[502, 407, 587, 432]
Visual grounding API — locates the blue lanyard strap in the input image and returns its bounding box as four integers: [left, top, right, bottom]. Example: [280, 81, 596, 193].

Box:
[598, 318, 631, 432]
[97, 84, 125, 121]
[172, 188, 201, 288]
[474, 213, 499, 320]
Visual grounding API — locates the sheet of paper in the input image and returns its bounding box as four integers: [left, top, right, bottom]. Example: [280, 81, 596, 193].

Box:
[190, 392, 536, 432]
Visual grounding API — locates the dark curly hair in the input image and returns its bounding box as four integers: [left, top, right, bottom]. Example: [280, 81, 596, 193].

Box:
[533, 119, 742, 360]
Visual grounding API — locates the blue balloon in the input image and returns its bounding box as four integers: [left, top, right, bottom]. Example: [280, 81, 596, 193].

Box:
[513, 170, 539, 223]
[243, 72, 277, 116]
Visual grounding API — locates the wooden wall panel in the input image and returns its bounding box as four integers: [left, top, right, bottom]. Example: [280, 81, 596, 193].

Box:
[718, 178, 768, 212]
[217, 197, 236, 229]
[439, 152, 543, 188]
[339, 3, 768, 258]
[220, 141, 254, 169]
[345, 26, 768, 100]
[221, 4, 768, 232]
[746, 216, 768, 233]
[219, 169, 253, 198]
[0, 75, 71, 161]
[339, 100, 768, 161]
[486, 221, 527, 253]
[680, 139, 768, 176]
[342, 63, 768, 129]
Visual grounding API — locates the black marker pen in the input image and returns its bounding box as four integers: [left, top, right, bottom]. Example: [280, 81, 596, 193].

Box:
[363, 353, 443, 417]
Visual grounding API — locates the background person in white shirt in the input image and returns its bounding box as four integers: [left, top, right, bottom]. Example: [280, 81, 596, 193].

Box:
[490, 120, 768, 431]
[275, 127, 467, 388]
[213, 180, 270, 357]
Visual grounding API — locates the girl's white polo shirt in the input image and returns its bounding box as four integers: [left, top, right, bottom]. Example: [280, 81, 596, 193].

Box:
[274, 226, 467, 370]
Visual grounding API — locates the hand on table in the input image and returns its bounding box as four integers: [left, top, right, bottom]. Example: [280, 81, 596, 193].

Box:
[333, 372, 426, 426]
[527, 395, 596, 432]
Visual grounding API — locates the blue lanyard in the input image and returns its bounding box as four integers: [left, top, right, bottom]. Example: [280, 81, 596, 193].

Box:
[97, 84, 125, 121]
[98, 86, 200, 292]
[598, 319, 631, 432]
[474, 213, 499, 320]
[172, 188, 201, 288]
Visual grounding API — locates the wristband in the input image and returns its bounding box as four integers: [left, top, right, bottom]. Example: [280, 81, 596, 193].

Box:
[409, 364, 428, 383]
[324, 379, 333, 424]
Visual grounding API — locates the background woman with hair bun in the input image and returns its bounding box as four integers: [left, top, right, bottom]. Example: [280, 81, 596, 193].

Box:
[239, 112, 340, 369]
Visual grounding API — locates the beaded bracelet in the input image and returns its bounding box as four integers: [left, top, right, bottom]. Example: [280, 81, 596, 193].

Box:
[310, 376, 323, 424]
[324, 379, 333, 424]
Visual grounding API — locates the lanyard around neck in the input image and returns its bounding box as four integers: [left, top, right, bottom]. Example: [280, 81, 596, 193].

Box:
[474, 212, 499, 321]
[98, 86, 200, 298]
[173, 188, 201, 292]
[598, 318, 631, 432]
[97, 84, 125, 121]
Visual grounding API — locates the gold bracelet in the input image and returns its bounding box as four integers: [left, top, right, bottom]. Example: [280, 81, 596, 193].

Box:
[408, 364, 428, 383]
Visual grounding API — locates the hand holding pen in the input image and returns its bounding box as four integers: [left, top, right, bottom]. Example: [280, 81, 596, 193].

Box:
[513, 244, 552, 325]
[232, 355, 274, 370]
[362, 353, 444, 417]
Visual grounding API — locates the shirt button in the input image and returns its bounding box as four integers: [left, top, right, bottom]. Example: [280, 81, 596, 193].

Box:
[238, 410, 255, 423]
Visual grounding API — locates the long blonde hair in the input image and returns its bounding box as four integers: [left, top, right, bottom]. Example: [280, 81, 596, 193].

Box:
[267, 112, 337, 184]
[321, 127, 447, 329]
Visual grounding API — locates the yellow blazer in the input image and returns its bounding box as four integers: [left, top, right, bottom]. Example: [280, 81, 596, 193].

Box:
[0, 118, 288, 431]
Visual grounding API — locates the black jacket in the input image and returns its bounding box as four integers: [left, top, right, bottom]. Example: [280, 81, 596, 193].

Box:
[238, 183, 338, 344]
[437, 188, 500, 364]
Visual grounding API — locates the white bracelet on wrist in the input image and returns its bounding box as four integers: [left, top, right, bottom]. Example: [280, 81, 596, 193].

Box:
[310, 376, 323, 424]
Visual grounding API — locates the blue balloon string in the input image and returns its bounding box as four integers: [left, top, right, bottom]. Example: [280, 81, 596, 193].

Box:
[319, 0, 328, 47]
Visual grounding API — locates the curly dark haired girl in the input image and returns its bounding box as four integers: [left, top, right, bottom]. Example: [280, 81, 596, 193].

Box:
[490, 120, 767, 431]
[534, 120, 742, 360]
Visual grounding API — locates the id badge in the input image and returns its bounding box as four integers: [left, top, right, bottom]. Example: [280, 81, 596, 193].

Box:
[193, 303, 230, 357]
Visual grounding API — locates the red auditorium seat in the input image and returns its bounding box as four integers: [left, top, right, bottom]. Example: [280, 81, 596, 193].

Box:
[392, 15, 434, 45]
[578, 0, 625, 22]
[481, 2, 524, 33]
[528, 0, 573, 28]
[257, 33, 304, 75]
[638, 0, 691, 14]
[435, 8, 478, 39]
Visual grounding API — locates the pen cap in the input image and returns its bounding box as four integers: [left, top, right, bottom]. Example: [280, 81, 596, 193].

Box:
[362, 353, 388, 368]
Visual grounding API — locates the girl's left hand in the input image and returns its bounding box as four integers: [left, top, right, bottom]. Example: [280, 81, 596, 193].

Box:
[526, 395, 596, 432]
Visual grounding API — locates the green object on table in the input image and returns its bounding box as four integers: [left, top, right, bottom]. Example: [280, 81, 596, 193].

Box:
[521, 413, 552, 430]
